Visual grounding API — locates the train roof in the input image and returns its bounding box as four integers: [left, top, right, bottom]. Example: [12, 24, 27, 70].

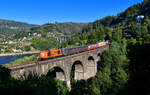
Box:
[62, 45, 88, 50]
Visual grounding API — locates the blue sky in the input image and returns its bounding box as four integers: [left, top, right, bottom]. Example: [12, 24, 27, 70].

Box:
[0, 0, 143, 25]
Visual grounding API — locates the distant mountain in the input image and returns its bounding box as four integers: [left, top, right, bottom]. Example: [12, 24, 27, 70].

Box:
[0, 19, 38, 36]
[0, 19, 87, 38]
[31, 22, 87, 36]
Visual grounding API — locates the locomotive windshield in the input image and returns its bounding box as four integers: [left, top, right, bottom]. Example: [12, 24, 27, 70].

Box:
[47, 50, 50, 56]
[58, 50, 60, 54]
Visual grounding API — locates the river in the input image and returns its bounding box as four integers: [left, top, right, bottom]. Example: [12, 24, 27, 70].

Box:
[0, 55, 32, 64]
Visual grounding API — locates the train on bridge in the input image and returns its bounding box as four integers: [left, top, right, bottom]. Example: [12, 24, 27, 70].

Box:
[40, 41, 109, 60]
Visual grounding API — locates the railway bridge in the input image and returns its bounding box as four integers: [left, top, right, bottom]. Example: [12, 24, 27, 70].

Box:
[8, 46, 109, 88]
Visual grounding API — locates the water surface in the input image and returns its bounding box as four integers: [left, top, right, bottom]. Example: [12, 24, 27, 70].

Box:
[0, 55, 31, 64]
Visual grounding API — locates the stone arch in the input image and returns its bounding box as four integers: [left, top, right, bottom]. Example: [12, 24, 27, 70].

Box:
[97, 52, 102, 70]
[97, 52, 102, 59]
[86, 56, 96, 78]
[71, 60, 84, 80]
[88, 56, 95, 66]
[46, 66, 66, 81]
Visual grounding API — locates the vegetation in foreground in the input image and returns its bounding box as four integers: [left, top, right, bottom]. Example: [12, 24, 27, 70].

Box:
[0, 65, 69, 95]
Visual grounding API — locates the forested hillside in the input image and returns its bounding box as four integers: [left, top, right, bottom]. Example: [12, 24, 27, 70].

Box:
[0, 19, 37, 36]
[0, 19, 87, 38]
[62, 0, 150, 47]
[31, 22, 87, 36]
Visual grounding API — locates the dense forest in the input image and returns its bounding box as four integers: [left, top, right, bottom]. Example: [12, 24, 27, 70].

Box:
[0, 0, 150, 95]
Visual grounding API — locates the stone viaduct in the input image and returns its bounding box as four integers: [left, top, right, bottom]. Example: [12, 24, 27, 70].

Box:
[8, 46, 109, 88]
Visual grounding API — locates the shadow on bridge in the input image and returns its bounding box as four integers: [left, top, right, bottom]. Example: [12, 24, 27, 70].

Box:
[46, 66, 66, 81]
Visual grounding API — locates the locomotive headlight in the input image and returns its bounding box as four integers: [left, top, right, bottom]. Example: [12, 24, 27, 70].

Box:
[40, 52, 44, 57]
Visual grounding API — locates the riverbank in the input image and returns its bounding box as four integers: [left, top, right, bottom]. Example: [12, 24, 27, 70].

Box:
[0, 55, 32, 64]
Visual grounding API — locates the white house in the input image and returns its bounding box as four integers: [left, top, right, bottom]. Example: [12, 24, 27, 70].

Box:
[12, 48, 22, 53]
[136, 15, 144, 22]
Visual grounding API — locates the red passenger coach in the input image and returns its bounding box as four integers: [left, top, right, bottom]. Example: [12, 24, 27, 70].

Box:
[88, 44, 98, 50]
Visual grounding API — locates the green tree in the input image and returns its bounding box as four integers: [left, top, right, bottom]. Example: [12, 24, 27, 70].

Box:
[89, 71, 112, 95]
[144, 34, 150, 44]
[70, 80, 89, 95]
[112, 27, 122, 42]
[87, 29, 98, 44]
[100, 50, 128, 95]
[105, 27, 113, 41]
[32, 38, 59, 50]
[110, 41, 127, 56]
[143, 0, 150, 14]
[88, 83, 101, 95]
[96, 24, 105, 41]
[133, 26, 148, 38]
[127, 38, 137, 45]
[23, 46, 31, 51]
